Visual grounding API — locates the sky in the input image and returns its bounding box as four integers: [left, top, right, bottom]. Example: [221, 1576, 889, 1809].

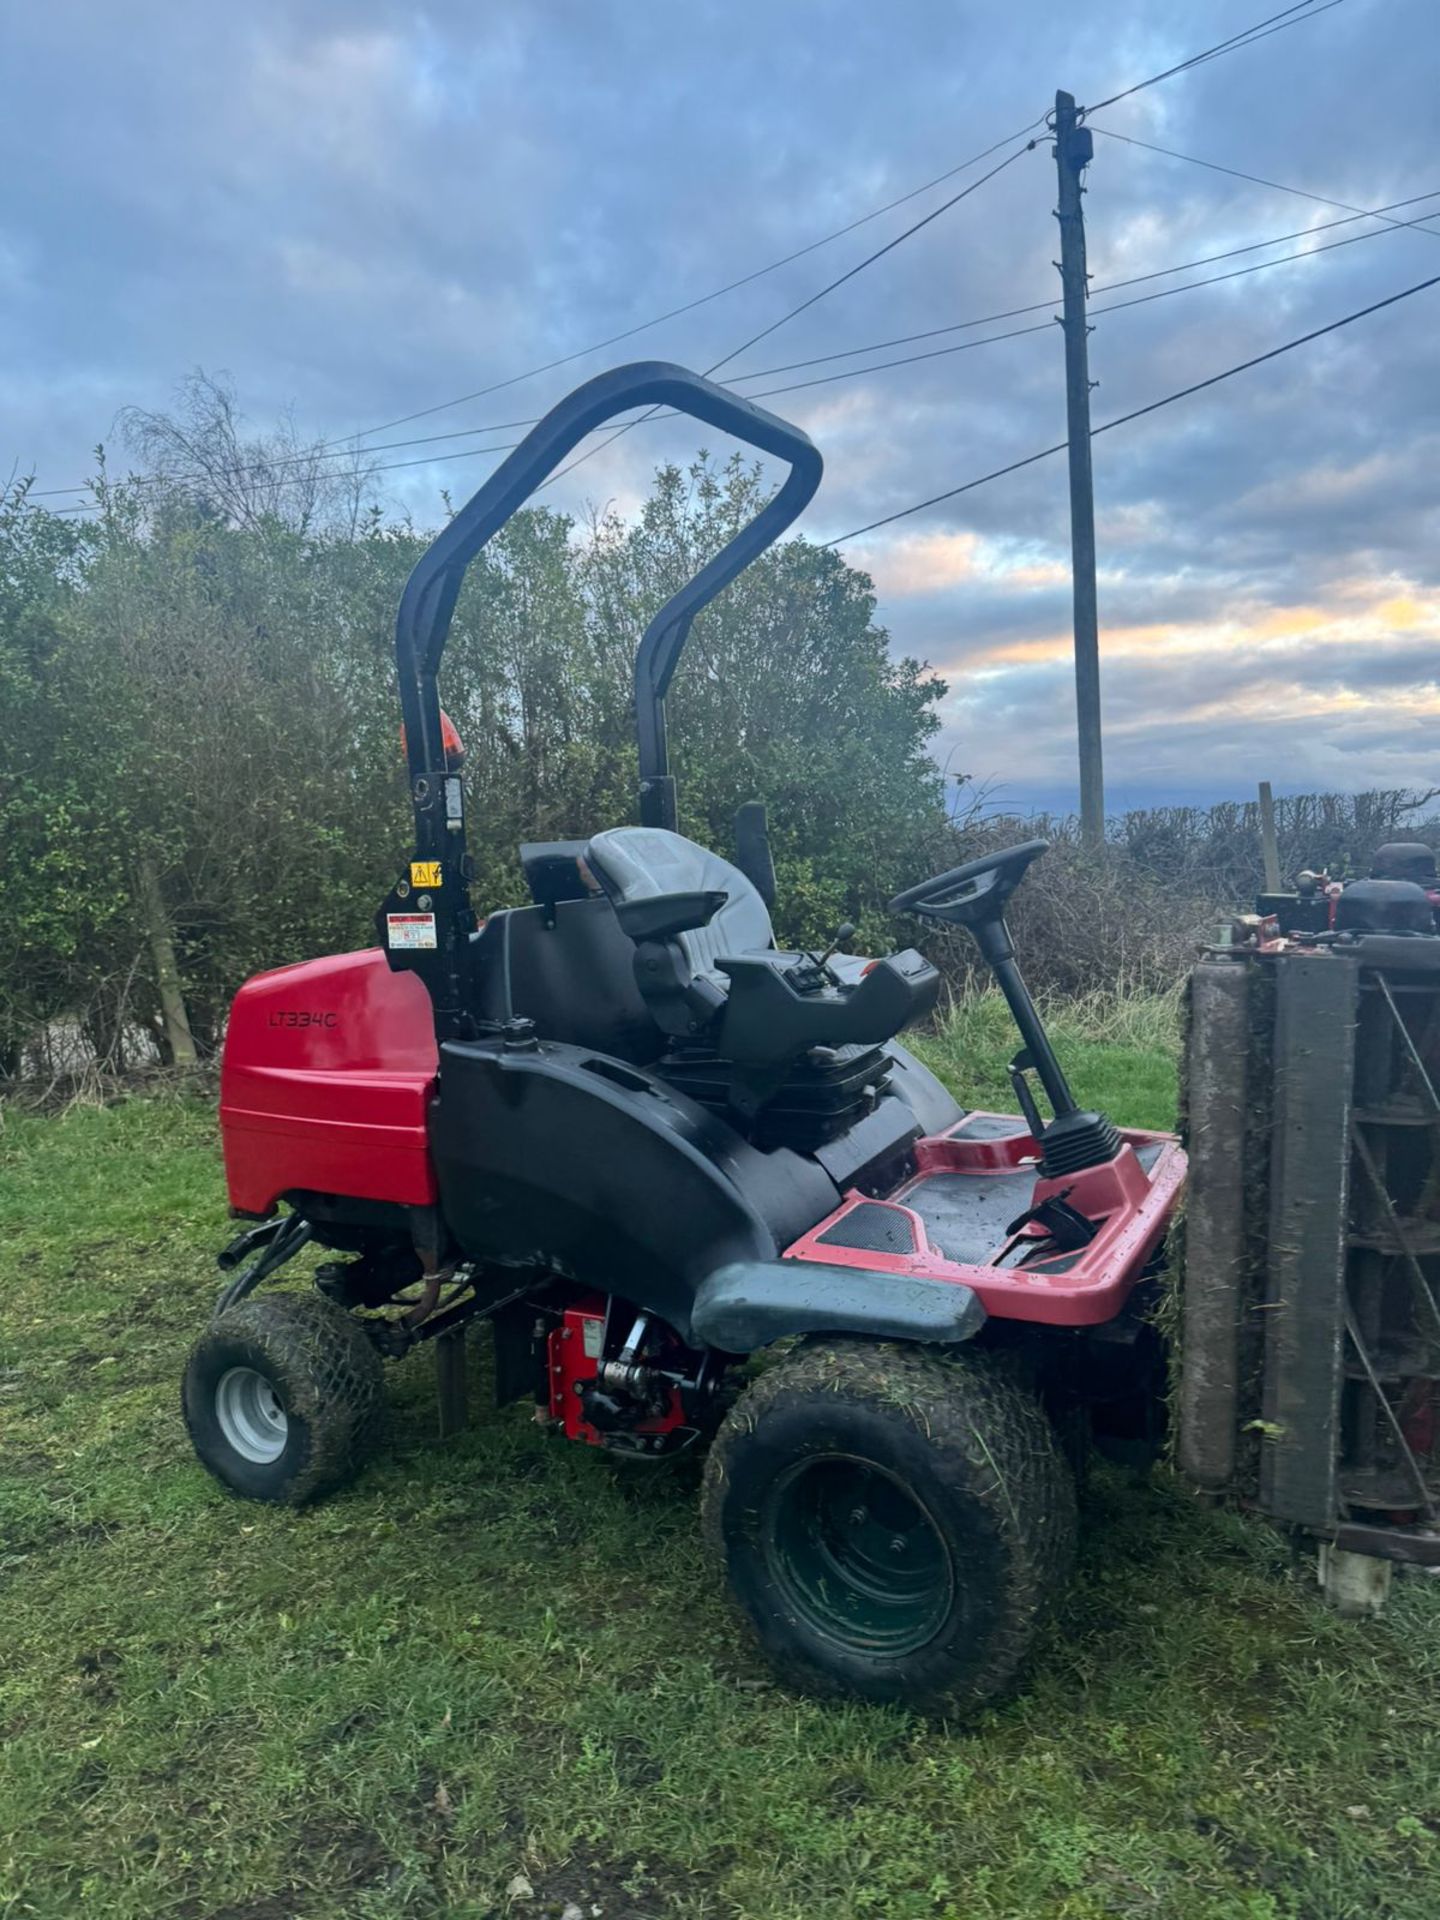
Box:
[4, 0, 1438, 815]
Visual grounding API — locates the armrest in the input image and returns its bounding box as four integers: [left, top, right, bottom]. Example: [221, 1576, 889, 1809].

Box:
[613, 888, 728, 944]
[716, 948, 940, 1066]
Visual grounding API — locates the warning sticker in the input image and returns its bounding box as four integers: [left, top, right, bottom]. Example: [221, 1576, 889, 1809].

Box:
[386, 912, 438, 950]
[409, 861, 443, 888]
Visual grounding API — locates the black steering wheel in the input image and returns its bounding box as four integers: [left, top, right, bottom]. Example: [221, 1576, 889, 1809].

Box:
[888, 840, 1050, 929]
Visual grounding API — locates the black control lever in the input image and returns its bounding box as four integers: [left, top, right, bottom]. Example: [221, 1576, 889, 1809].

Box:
[1007, 1055, 1047, 1139]
[817, 921, 857, 970]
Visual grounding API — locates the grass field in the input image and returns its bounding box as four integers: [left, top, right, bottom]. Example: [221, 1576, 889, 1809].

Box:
[3, 997, 1439, 1920]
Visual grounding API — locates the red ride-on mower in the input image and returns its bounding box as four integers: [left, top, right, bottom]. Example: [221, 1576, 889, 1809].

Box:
[187, 363, 1184, 1713]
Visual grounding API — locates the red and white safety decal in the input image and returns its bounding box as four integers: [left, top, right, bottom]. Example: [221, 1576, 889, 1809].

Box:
[386, 912, 438, 950]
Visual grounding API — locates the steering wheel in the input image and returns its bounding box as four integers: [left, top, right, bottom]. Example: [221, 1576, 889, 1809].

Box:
[888, 839, 1050, 929]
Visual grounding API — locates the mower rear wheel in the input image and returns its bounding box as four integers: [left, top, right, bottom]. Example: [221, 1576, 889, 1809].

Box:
[183, 1291, 384, 1505]
[701, 1338, 1076, 1715]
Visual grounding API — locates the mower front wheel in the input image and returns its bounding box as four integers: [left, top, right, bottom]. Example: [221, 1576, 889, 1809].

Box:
[183, 1292, 385, 1505]
[701, 1338, 1076, 1715]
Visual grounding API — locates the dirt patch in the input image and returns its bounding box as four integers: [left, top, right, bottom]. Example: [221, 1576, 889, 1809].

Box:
[76, 1646, 123, 1705]
[519, 1843, 680, 1920]
[2, 1448, 58, 1478]
[294, 1816, 396, 1892]
[173, 1817, 397, 1920]
[608, 1733, 664, 1791]
[2, 1514, 113, 1559]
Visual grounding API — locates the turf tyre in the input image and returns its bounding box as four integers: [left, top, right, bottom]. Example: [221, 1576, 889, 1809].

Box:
[183, 1291, 385, 1505]
[701, 1337, 1076, 1715]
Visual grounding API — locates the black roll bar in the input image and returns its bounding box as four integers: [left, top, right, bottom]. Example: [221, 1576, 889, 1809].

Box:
[394, 360, 822, 846]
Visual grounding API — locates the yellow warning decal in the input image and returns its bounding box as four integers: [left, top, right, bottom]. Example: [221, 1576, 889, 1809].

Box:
[410, 861, 443, 888]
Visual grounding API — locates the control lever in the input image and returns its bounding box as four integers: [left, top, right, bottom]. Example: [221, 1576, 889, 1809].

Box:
[817, 921, 857, 970]
[1007, 1055, 1046, 1141]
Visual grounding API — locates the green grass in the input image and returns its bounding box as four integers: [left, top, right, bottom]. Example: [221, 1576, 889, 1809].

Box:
[2, 1003, 1438, 1920]
[913, 987, 1181, 1134]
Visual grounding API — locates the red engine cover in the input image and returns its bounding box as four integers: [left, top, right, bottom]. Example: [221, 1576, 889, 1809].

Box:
[220, 948, 438, 1217]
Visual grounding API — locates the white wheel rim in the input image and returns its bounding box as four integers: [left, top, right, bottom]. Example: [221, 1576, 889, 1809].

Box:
[215, 1366, 289, 1464]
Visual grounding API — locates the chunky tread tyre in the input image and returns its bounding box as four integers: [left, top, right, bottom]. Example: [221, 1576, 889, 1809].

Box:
[183, 1291, 385, 1506]
[701, 1337, 1076, 1715]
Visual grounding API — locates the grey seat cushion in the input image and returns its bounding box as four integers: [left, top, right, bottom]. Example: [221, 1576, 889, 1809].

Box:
[585, 826, 774, 981]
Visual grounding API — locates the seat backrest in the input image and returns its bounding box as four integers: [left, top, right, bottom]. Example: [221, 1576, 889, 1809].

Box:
[585, 826, 775, 980]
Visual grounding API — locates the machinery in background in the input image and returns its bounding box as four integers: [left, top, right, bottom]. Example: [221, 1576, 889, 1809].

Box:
[1182, 850, 1440, 1611]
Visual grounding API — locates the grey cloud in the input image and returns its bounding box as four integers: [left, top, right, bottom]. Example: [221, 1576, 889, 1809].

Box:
[2, 0, 1431, 804]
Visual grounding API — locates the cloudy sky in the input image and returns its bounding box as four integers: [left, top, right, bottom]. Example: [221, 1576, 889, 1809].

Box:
[4, 0, 1438, 812]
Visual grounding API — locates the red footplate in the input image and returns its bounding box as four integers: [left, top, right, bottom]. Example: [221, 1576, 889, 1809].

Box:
[785, 1112, 1185, 1327]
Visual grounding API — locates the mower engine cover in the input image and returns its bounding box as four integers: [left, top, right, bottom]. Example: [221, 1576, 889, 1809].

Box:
[220, 948, 439, 1217]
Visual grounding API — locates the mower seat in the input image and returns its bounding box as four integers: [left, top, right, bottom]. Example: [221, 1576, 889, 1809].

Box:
[585, 826, 940, 1082]
[584, 827, 775, 982]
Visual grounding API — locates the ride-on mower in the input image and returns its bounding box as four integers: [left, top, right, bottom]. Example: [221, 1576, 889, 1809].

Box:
[186, 363, 1184, 1714]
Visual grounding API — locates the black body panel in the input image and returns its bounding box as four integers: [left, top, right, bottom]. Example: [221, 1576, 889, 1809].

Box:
[470, 898, 660, 1064]
[879, 1038, 965, 1138]
[657, 1041, 893, 1152]
[812, 1098, 921, 1193]
[430, 1038, 844, 1343]
[691, 1260, 987, 1350]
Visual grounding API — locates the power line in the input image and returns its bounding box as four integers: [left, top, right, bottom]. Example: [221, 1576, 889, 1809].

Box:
[48, 177, 1439, 513]
[1083, 0, 1346, 114]
[47, 438, 534, 514]
[36, 126, 1049, 507]
[36, 0, 1396, 518]
[44, 199, 1435, 519]
[1092, 188, 1440, 283]
[336, 117, 1049, 448]
[295, 4, 1342, 459]
[823, 267, 1440, 546]
[540, 137, 1043, 492]
[1092, 126, 1440, 245]
[477, 2, 1361, 499]
[45, 172, 1440, 515]
[350, 1, 1345, 450]
[712, 143, 1039, 381]
[43, 5, 1352, 512]
[725, 188, 1440, 381]
[28, 421, 543, 498]
[35, 3, 1375, 510]
[730, 209, 1423, 405]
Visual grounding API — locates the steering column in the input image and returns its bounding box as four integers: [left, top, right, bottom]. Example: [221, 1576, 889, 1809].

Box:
[889, 841, 1121, 1176]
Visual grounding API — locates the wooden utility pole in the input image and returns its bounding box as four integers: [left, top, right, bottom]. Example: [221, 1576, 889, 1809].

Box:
[1053, 90, 1105, 851]
[1258, 781, 1282, 892]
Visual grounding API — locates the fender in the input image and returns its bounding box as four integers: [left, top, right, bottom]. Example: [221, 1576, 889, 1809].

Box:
[428, 1037, 845, 1343]
[691, 1259, 987, 1352]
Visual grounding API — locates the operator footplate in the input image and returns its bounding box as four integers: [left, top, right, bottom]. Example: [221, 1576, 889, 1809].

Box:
[785, 1111, 1184, 1327]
